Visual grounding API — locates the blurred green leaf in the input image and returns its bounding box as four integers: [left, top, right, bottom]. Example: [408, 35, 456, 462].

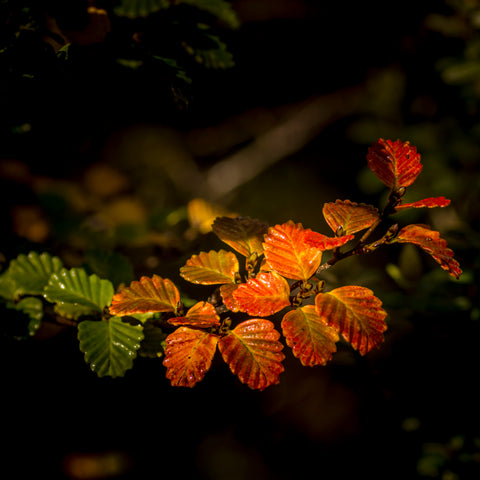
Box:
[78, 317, 144, 377]
[8, 251, 64, 297]
[114, 0, 169, 18]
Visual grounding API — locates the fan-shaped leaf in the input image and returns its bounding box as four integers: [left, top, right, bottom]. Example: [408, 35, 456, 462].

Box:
[394, 196, 451, 212]
[212, 216, 269, 257]
[302, 231, 354, 250]
[138, 320, 167, 358]
[233, 272, 290, 317]
[9, 251, 64, 296]
[367, 138, 422, 189]
[315, 286, 387, 355]
[323, 200, 380, 235]
[78, 317, 144, 377]
[218, 319, 284, 390]
[44, 268, 113, 313]
[169, 301, 220, 327]
[281, 305, 339, 367]
[109, 275, 180, 316]
[394, 224, 462, 279]
[180, 250, 239, 285]
[263, 221, 322, 281]
[163, 327, 219, 387]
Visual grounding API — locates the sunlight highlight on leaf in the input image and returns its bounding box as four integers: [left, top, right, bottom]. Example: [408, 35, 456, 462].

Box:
[109, 275, 180, 316]
[212, 216, 269, 257]
[163, 327, 219, 387]
[315, 286, 387, 355]
[394, 196, 451, 211]
[263, 221, 322, 281]
[168, 301, 220, 327]
[323, 200, 379, 235]
[218, 319, 284, 390]
[180, 250, 239, 285]
[394, 224, 462, 279]
[367, 138, 422, 189]
[233, 271, 290, 316]
[281, 305, 339, 366]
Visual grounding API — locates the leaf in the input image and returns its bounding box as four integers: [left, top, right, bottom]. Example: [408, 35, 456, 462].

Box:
[212, 216, 269, 257]
[44, 268, 114, 313]
[302, 231, 354, 250]
[114, 0, 169, 18]
[220, 283, 240, 312]
[179, 250, 239, 285]
[169, 301, 220, 327]
[281, 305, 339, 367]
[138, 320, 167, 358]
[177, 0, 241, 29]
[163, 327, 219, 387]
[8, 251, 64, 296]
[14, 297, 44, 336]
[323, 200, 380, 235]
[366, 138, 422, 189]
[394, 196, 451, 212]
[262, 221, 323, 281]
[78, 317, 144, 378]
[394, 224, 462, 279]
[233, 271, 290, 317]
[109, 275, 180, 316]
[218, 319, 284, 390]
[315, 286, 388, 355]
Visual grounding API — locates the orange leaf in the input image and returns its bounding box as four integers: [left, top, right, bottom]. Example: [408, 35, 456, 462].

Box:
[315, 286, 387, 355]
[263, 221, 323, 280]
[218, 319, 284, 390]
[233, 271, 291, 316]
[322, 200, 379, 235]
[220, 283, 240, 312]
[168, 301, 220, 327]
[163, 327, 219, 387]
[180, 250, 239, 285]
[281, 305, 339, 366]
[366, 138, 422, 190]
[302, 230, 354, 250]
[212, 216, 269, 257]
[109, 275, 180, 316]
[394, 224, 462, 279]
[394, 196, 451, 212]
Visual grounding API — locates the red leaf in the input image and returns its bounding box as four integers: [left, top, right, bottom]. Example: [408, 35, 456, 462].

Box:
[281, 305, 339, 366]
[233, 271, 291, 316]
[179, 249, 239, 285]
[302, 230, 354, 250]
[220, 283, 240, 312]
[394, 224, 462, 279]
[394, 196, 451, 212]
[315, 286, 387, 355]
[322, 200, 379, 235]
[212, 216, 269, 257]
[168, 301, 220, 327]
[110, 275, 180, 316]
[366, 138, 422, 190]
[218, 319, 284, 390]
[163, 327, 219, 387]
[263, 221, 323, 280]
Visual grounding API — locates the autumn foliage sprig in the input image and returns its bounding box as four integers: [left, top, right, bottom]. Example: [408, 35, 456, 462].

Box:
[0, 139, 462, 389]
[107, 138, 462, 389]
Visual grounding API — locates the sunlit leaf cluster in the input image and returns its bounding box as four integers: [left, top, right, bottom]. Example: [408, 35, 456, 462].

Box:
[0, 139, 462, 388]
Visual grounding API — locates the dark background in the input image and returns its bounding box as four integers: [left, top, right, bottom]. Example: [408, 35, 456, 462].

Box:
[2, 1, 480, 479]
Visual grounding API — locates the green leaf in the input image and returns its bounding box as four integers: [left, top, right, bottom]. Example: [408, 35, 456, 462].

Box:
[184, 33, 235, 69]
[44, 268, 114, 313]
[85, 249, 134, 289]
[138, 320, 167, 358]
[8, 251, 64, 296]
[114, 0, 169, 18]
[177, 0, 241, 29]
[11, 297, 44, 336]
[78, 317, 144, 377]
